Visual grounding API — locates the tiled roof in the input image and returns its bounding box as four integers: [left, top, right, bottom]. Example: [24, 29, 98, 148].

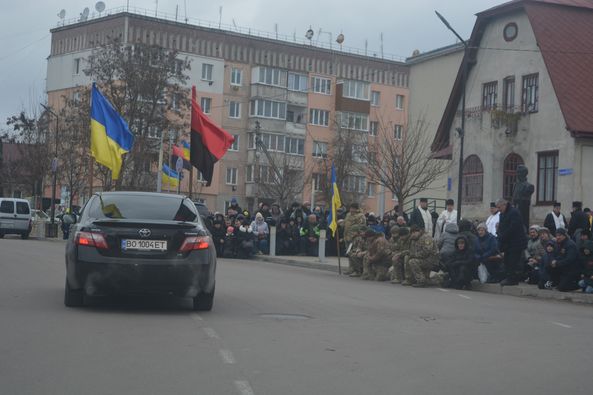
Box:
[432, 0, 593, 154]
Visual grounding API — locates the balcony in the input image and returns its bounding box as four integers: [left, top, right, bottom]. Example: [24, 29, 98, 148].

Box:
[250, 84, 286, 100]
[286, 90, 308, 107]
[248, 118, 287, 134]
[286, 121, 306, 136]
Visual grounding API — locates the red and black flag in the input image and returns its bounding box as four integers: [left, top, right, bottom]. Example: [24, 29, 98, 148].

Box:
[171, 144, 191, 170]
[190, 86, 234, 186]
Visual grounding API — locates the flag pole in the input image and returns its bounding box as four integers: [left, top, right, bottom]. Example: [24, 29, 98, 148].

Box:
[188, 167, 193, 199]
[336, 227, 341, 275]
[89, 155, 94, 196]
[156, 130, 164, 192]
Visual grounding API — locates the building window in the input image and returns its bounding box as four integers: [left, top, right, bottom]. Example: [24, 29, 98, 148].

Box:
[503, 76, 515, 112]
[230, 135, 239, 151]
[341, 80, 370, 100]
[369, 121, 378, 136]
[309, 109, 330, 127]
[231, 67, 242, 86]
[258, 165, 281, 184]
[229, 101, 241, 118]
[257, 66, 282, 87]
[343, 175, 366, 193]
[311, 76, 331, 95]
[394, 124, 403, 140]
[503, 153, 524, 201]
[250, 99, 286, 119]
[371, 91, 380, 106]
[285, 137, 305, 155]
[287, 106, 306, 124]
[201, 63, 213, 81]
[522, 73, 539, 113]
[72, 91, 81, 104]
[367, 183, 375, 197]
[226, 167, 238, 185]
[395, 95, 405, 110]
[338, 111, 368, 132]
[462, 155, 483, 203]
[313, 173, 325, 192]
[73, 58, 81, 75]
[537, 151, 558, 204]
[482, 81, 498, 110]
[312, 141, 328, 158]
[246, 165, 253, 182]
[288, 73, 308, 92]
[255, 133, 285, 152]
[200, 97, 212, 114]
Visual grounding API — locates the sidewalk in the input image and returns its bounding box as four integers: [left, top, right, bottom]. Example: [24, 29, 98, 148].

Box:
[254, 254, 593, 305]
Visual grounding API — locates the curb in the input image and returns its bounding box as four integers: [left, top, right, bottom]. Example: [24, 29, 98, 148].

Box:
[253, 255, 593, 306]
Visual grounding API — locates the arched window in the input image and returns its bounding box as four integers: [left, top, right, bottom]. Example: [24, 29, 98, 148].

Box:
[503, 153, 524, 201]
[462, 155, 483, 203]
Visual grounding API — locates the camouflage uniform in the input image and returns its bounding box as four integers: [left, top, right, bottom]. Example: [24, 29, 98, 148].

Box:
[362, 231, 393, 281]
[390, 227, 411, 284]
[344, 209, 367, 244]
[346, 225, 367, 276]
[404, 230, 439, 287]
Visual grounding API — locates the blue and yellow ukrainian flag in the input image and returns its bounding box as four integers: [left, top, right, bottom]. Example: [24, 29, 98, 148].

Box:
[90, 83, 134, 180]
[181, 140, 191, 161]
[162, 164, 180, 188]
[328, 164, 342, 237]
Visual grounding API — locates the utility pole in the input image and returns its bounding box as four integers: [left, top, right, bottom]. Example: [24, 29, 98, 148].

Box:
[254, 121, 261, 210]
[436, 11, 468, 223]
[40, 104, 59, 236]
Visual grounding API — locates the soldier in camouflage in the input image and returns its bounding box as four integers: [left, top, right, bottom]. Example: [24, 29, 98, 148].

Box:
[391, 226, 411, 284]
[343, 203, 367, 245]
[403, 225, 439, 287]
[361, 228, 393, 281]
[345, 225, 367, 277]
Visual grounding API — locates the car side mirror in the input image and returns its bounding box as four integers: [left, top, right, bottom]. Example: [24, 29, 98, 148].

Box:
[62, 214, 77, 224]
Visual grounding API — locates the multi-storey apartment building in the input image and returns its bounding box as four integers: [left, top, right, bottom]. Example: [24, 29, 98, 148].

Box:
[46, 10, 410, 214]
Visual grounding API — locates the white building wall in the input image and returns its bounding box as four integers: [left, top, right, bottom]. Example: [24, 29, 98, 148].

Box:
[448, 10, 575, 223]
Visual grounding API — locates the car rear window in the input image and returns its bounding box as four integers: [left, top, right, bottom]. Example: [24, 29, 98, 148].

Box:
[0, 201, 14, 214]
[16, 202, 30, 215]
[88, 195, 199, 222]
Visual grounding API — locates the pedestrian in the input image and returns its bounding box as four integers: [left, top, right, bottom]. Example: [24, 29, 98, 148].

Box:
[578, 240, 593, 293]
[568, 201, 590, 238]
[545, 228, 580, 292]
[345, 225, 368, 277]
[211, 219, 226, 257]
[434, 199, 457, 241]
[390, 226, 410, 284]
[486, 202, 500, 236]
[543, 202, 567, 235]
[343, 203, 366, 247]
[438, 222, 459, 264]
[537, 240, 556, 289]
[299, 213, 320, 256]
[402, 225, 438, 287]
[443, 236, 477, 290]
[496, 198, 528, 286]
[250, 212, 269, 255]
[361, 228, 393, 281]
[525, 225, 545, 283]
[474, 223, 502, 283]
[409, 198, 433, 236]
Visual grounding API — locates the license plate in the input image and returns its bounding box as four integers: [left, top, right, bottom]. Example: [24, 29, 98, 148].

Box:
[121, 239, 168, 251]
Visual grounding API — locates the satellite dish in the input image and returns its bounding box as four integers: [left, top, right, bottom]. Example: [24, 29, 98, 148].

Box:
[305, 28, 314, 40]
[95, 1, 106, 13]
[336, 33, 345, 44]
[58, 9, 66, 19]
[80, 7, 90, 21]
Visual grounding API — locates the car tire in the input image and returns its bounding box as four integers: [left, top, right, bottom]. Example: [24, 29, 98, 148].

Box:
[193, 285, 215, 311]
[21, 232, 29, 240]
[64, 279, 84, 307]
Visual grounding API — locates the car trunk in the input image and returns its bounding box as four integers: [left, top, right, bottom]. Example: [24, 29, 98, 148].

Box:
[89, 219, 198, 259]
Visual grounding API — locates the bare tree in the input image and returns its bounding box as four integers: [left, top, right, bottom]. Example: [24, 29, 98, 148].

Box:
[84, 37, 191, 190]
[363, 117, 449, 214]
[255, 151, 309, 210]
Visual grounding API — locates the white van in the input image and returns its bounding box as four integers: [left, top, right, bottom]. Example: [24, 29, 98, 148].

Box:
[0, 198, 32, 239]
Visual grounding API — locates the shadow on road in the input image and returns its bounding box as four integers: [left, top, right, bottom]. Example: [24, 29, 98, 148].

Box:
[79, 294, 197, 314]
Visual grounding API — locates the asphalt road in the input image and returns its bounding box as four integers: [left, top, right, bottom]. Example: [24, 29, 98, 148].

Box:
[1, 237, 592, 395]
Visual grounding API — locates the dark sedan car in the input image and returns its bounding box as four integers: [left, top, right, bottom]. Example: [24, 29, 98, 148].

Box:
[64, 192, 216, 310]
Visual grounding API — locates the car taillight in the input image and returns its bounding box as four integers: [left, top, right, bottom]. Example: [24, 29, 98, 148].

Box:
[75, 231, 108, 249]
[178, 236, 210, 252]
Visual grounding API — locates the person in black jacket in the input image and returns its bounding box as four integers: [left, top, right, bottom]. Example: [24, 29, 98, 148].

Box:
[409, 198, 433, 235]
[567, 201, 590, 238]
[496, 198, 528, 286]
[546, 228, 580, 292]
[543, 202, 567, 236]
[211, 220, 227, 258]
[443, 236, 477, 290]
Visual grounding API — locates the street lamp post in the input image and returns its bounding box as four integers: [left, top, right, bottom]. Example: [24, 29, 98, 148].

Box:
[435, 11, 468, 223]
[40, 104, 59, 229]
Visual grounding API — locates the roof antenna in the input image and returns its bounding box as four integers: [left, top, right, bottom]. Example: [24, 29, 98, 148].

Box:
[184, 0, 188, 23]
[218, 6, 223, 28]
[275, 23, 278, 39]
[380, 32, 384, 58]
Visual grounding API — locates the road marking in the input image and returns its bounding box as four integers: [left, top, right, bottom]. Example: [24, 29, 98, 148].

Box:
[191, 314, 203, 323]
[203, 327, 220, 339]
[234, 380, 255, 395]
[552, 321, 572, 329]
[437, 288, 450, 293]
[219, 349, 236, 364]
[457, 294, 472, 300]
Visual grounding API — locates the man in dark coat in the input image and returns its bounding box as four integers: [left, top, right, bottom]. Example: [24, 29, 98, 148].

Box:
[543, 202, 567, 236]
[496, 198, 528, 286]
[546, 228, 580, 292]
[568, 201, 590, 238]
[409, 198, 433, 235]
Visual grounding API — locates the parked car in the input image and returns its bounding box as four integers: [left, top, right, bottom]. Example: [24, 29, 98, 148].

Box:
[64, 192, 216, 310]
[0, 198, 32, 239]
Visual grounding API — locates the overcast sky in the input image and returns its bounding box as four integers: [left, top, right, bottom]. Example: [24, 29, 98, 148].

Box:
[0, 0, 502, 128]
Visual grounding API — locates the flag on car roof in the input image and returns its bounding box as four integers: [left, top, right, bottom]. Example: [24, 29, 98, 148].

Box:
[189, 86, 234, 186]
[90, 83, 134, 180]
